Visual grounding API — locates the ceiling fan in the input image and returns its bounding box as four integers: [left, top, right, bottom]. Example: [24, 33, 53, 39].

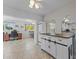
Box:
[28, 0, 42, 9]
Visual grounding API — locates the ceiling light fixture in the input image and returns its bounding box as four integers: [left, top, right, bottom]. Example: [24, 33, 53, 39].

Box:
[29, 0, 42, 9]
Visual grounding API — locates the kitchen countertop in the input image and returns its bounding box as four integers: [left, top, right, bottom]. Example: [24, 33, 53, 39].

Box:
[40, 32, 74, 38]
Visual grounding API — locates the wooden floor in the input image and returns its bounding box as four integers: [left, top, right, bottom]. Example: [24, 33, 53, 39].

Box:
[3, 38, 54, 59]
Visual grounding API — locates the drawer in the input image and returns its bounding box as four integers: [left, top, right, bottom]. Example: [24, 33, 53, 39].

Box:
[41, 35, 46, 37]
[45, 36, 51, 39]
[42, 36, 51, 40]
[51, 37, 57, 41]
[41, 35, 46, 39]
[56, 38, 71, 45]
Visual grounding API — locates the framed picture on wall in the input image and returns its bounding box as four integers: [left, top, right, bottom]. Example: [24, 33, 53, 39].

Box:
[25, 24, 34, 31]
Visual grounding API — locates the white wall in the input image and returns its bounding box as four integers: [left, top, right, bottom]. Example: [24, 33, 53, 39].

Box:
[44, 1, 76, 33]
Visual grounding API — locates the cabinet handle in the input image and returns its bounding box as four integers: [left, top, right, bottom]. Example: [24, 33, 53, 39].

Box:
[48, 40, 51, 41]
[59, 39, 62, 41]
[54, 41, 56, 43]
[51, 41, 56, 43]
[48, 46, 50, 48]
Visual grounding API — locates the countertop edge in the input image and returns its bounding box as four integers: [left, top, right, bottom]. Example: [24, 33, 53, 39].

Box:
[40, 33, 74, 38]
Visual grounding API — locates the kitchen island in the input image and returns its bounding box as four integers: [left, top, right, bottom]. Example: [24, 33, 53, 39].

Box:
[40, 32, 74, 59]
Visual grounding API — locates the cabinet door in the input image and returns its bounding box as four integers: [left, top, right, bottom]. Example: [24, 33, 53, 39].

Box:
[38, 34, 44, 45]
[50, 42, 56, 58]
[45, 40, 50, 52]
[56, 44, 68, 59]
[41, 39, 46, 50]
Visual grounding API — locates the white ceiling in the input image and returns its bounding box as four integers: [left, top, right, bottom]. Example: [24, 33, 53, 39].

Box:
[3, 0, 74, 16]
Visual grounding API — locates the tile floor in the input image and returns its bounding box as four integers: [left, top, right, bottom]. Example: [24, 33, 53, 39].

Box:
[3, 38, 54, 59]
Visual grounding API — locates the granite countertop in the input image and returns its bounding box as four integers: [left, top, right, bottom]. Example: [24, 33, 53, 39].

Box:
[40, 32, 74, 38]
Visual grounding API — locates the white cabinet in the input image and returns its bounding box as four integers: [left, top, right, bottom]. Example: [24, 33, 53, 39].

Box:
[38, 34, 42, 45]
[41, 39, 46, 50]
[41, 35, 73, 59]
[38, 34, 46, 45]
[45, 40, 50, 52]
[56, 37, 73, 59]
[50, 41, 56, 58]
[56, 37, 72, 46]
[56, 44, 68, 59]
[49, 36, 56, 57]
